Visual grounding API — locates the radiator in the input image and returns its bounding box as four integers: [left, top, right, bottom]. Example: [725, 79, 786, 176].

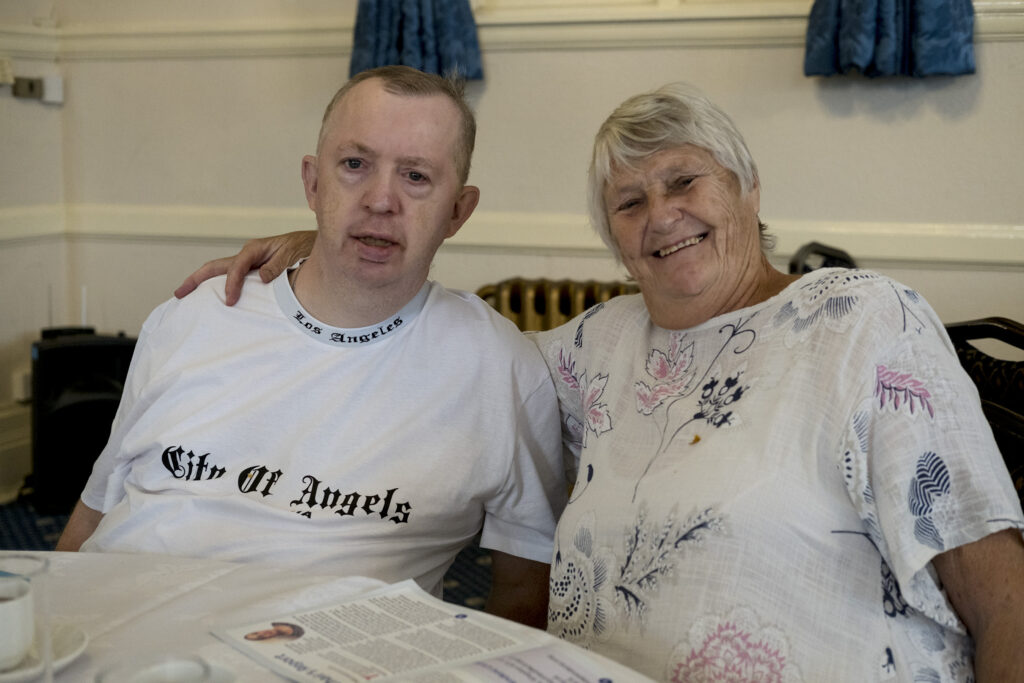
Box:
[476, 278, 639, 331]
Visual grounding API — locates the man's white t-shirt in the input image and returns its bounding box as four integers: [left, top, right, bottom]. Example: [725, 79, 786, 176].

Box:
[81, 270, 566, 595]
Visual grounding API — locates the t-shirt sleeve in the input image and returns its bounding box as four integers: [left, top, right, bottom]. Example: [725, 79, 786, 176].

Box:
[840, 288, 1024, 629]
[479, 359, 567, 564]
[79, 299, 174, 513]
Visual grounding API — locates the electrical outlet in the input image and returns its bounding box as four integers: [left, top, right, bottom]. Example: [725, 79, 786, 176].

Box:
[12, 77, 43, 99]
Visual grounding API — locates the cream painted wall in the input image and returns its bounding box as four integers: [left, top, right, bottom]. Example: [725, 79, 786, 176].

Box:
[1, 1, 1022, 499]
[0, 0, 358, 25]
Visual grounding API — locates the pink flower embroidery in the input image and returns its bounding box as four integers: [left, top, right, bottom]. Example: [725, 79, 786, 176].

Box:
[557, 348, 581, 393]
[875, 365, 935, 418]
[636, 332, 696, 415]
[558, 347, 612, 440]
[582, 373, 612, 437]
[673, 621, 788, 683]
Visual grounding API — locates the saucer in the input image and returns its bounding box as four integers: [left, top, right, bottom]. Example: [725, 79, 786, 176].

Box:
[207, 665, 235, 683]
[0, 623, 88, 682]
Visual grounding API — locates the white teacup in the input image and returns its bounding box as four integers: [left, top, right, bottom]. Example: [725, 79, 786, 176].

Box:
[0, 572, 34, 671]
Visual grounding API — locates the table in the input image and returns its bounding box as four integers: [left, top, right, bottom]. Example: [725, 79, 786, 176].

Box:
[2, 551, 386, 681]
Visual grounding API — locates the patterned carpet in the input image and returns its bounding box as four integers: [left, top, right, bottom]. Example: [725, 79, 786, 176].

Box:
[0, 498, 68, 551]
[0, 498, 492, 609]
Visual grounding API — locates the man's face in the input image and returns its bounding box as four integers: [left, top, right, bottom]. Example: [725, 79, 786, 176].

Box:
[302, 78, 478, 298]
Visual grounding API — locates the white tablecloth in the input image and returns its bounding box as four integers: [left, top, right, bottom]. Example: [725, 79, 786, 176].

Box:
[3, 551, 387, 681]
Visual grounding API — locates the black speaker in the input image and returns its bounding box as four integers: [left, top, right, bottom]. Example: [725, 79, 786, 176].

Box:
[29, 329, 137, 515]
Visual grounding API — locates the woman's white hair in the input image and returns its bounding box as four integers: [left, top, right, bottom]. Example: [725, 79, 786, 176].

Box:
[588, 83, 770, 261]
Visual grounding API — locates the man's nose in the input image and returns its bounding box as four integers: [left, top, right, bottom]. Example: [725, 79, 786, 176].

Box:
[363, 172, 399, 213]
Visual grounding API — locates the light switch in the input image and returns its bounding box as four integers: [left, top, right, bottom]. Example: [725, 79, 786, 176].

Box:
[42, 75, 63, 104]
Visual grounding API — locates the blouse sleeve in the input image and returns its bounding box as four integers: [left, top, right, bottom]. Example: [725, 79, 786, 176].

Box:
[528, 323, 588, 487]
[840, 287, 1024, 629]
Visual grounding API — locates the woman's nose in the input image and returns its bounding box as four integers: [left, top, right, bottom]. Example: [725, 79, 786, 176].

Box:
[649, 193, 683, 232]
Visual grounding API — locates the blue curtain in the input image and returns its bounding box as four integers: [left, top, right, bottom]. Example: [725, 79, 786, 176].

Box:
[349, 0, 484, 79]
[804, 0, 975, 77]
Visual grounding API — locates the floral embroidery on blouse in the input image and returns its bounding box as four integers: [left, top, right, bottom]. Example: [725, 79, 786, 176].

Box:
[635, 331, 697, 415]
[772, 269, 876, 343]
[615, 506, 725, 622]
[880, 555, 911, 618]
[630, 317, 757, 501]
[547, 512, 617, 646]
[890, 283, 929, 335]
[836, 368, 973, 678]
[634, 363, 749, 500]
[840, 408, 884, 547]
[876, 365, 935, 418]
[555, 347, 612, 448]
[667, 607, 802, 683]
[548, 506, 725, 648]
[909, 451, 952, 551]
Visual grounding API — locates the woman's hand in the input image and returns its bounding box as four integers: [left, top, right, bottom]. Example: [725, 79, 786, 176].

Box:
[174, 230, 317, 305]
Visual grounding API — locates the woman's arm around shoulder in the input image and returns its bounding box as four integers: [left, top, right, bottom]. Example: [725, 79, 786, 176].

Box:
[174, 230, 316, 305]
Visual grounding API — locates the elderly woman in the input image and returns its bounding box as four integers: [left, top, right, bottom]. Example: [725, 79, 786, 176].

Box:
[178, 83, 1024, 682]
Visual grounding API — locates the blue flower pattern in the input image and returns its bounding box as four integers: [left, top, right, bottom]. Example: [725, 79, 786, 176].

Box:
[782, 271, 976, 680]
[909, 451, 951, 551]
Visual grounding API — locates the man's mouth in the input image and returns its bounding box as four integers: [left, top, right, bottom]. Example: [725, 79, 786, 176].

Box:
[358, 236, 395, 247]
[655, 234, 705, 258]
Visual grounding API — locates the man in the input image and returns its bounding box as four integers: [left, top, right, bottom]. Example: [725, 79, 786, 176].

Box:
[57, 66, 565, 628]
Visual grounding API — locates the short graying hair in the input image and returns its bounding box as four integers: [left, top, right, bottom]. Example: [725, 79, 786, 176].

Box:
[317, 65, 476, 186]
[588, 83, 772, 261]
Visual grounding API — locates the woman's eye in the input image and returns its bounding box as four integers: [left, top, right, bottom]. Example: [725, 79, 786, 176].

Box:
[616, 198, 641, 212]
[672, 176, 694, 190]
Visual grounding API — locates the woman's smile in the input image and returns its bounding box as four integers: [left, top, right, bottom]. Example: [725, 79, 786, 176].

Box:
[654, 233, 706, 258]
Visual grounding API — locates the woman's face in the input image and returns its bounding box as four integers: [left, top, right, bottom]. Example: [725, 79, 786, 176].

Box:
[603, 144, 763, 324]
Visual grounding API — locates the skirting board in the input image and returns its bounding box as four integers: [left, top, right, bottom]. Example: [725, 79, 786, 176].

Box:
[1, 204, 1022, 267]
[0, 403, 30, 505]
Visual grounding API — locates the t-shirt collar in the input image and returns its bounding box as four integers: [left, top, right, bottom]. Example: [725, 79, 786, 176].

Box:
[273, 262, 430, 347]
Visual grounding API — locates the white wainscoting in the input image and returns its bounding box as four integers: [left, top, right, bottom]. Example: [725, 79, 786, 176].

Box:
[4, 203, 1021, 264]
[2, 203, 1021, 337]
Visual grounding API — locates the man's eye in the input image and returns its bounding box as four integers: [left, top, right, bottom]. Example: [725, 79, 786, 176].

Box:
[343, 159, 362, 170]
[408, 171, 427, 183]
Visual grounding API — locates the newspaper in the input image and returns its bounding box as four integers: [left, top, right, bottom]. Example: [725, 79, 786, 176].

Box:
[214, 579, 652, 682]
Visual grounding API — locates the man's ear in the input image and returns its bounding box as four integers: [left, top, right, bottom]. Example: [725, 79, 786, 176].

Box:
[301, 155, 319, 210]
[445, 185, 480, 239]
